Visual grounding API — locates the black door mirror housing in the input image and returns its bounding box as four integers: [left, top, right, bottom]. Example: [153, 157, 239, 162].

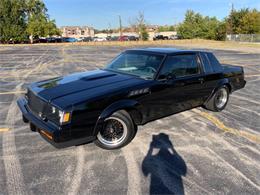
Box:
[157, 73, 176, 81]
[166, 73, 176, 80]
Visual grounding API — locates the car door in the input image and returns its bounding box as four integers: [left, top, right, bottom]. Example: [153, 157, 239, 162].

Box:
[139, 53, 207, 122]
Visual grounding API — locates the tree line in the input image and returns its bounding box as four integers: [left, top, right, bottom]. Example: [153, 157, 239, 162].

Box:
[0, 0, 60, 43]
[0, 1, 259, 43]
[177, 8, 260, 40]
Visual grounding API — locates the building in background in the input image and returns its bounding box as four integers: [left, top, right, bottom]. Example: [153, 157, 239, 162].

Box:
[60, 26, 94, 38]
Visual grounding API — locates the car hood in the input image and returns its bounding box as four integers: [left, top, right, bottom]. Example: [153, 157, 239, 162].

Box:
[29, 69, 148, 108]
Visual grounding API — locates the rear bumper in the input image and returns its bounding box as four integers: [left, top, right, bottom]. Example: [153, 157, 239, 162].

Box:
[242, 80, 246, 88]
[231, 79, 246, 93]
[17, 97, 94, 148]
[236, 79, 246, 92]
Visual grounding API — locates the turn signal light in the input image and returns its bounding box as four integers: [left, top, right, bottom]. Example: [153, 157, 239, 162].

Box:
[59, 111, 71, 124]
[62, 113, 70, 123]
[40, 130, 53, 140]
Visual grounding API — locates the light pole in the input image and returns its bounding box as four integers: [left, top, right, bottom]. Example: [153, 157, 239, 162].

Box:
[118, 15, 122, 38]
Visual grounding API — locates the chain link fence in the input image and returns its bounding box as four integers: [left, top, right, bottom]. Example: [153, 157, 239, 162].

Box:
[226, 34, 260, 42]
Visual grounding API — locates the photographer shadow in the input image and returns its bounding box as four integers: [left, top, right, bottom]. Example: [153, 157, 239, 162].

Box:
[142, 133, 187, 195]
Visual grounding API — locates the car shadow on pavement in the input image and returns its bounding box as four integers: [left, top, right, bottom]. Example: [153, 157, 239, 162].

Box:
[142, 133, 187, 195]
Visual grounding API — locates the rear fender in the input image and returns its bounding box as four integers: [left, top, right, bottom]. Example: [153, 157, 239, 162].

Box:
[93, 99, 142, 136]
[204, 78, 231, 105]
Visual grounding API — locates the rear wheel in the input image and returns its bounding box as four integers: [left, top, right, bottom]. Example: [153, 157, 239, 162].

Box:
[95, 110, 136, 150]
[204, 86, 229, 112]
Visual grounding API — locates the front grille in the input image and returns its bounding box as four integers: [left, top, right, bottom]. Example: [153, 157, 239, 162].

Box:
[28, 90, 49, 114]
[27, 89, 59, 125]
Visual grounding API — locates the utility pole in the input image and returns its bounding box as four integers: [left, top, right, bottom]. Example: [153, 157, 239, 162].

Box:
[107, 23, 111, 37]
[230, 3, 234, 36]
[118, 15, 122, 37]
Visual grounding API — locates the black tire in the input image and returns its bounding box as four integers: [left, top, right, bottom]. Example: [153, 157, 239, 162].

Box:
[204, 86, 229, 112]
[30, 123, 36, 131]
[94, 110, 137, 150]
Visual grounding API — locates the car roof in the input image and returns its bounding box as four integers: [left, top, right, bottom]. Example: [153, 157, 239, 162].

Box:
[126, 47, 203, 55]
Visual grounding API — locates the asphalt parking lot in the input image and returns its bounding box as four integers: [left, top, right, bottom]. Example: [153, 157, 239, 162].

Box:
[0, 44, 259, 195]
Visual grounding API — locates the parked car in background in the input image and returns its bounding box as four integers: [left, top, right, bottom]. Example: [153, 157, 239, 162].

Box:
[128, 36, 139, 41]
[18, 48, 246, 150]
[93, 37, 107, 42]
[110, 36, 119, 41]
[46, 37, 62, 43]
[77, 37, 93, 42]
[82, 37, 93, 42]
[62, 37, 78, 42]
[118, 36, 129, 41]
[7, 38, 29, 44]
[106, 36, 112, 41]
[34, 38, 48, 43]
[169, 35, 180, 40]
[76, 37, 84, 42]
[20, 40, 30, 44]
[118, 36, 139, 41]
[153, 35, 169, 40]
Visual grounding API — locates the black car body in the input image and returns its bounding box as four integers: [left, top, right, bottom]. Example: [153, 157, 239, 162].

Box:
[17, 48, 246, 149]
[153, 35, 169, 40]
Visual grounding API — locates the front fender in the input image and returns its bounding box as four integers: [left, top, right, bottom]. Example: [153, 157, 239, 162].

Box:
[93, 99, 142, 135]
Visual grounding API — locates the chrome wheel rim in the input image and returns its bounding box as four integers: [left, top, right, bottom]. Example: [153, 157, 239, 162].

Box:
[215, 88, 228, 109]
[97, 117, 127, 147]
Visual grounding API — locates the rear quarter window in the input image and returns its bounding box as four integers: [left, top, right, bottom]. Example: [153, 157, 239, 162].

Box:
[206, 53, 223, 72]
[200, 53, 214, 73]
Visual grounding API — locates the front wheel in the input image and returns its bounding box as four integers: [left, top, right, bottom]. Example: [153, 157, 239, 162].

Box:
[204, 86, 229, 112]
[94, 110, 137, 150]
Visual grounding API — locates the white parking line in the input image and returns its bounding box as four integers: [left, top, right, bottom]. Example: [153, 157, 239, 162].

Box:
[0, 91, 26, 95]
[0, 128, 9, 132]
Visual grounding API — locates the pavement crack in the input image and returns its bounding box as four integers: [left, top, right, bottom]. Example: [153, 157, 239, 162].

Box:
[194, 109, 260, 143]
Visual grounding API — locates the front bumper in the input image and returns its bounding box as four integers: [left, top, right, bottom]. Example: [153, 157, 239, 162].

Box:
[17, 97, 92, 148]
[17, 97, 70, 148]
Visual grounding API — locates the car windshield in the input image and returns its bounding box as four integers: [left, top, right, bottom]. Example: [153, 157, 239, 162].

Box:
[105, 52, 164, 79]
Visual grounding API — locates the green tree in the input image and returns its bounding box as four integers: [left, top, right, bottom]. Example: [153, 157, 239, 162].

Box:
[45, 19, 60, 36]
[129, 12, 149, 41]
[136, 12, 149, 40]
[177, 10, 205, 39]
[0, 0, 60, 44]
[25, 0, 60, 43]
[226, 8, 260, 34]
[226, 8, 249, 34]
[177, 10, 224, 40]
[158, 25, 175, 32]
[140, 24, 149, 40]
[215, 21, 227, 41]
[203, 17, 220, 40]
[0, 0, 27, 43]
[239, 9, 260, 34]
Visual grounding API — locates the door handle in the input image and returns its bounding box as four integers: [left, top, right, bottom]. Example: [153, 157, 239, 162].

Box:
[198, 78, 204, 83]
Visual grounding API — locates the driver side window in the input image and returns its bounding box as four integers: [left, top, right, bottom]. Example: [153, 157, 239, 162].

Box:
[158, 54, 200, 79]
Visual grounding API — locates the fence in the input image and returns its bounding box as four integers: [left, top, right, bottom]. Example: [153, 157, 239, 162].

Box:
[226, 34, 260, 42]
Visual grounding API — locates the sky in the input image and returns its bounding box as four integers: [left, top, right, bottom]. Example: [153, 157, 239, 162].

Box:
[44, 0, 260, 29]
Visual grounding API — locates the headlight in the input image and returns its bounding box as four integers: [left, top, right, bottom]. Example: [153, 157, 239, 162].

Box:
[52, 106, 57, 114]
[59, 110, 71, 124]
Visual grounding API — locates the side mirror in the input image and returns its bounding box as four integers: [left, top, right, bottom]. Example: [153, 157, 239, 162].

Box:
[166, 73, 176, 80]
[158, 73, 176, 81]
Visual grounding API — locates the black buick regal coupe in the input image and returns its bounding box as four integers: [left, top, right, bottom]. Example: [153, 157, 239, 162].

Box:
[17, 48, 246, 149]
